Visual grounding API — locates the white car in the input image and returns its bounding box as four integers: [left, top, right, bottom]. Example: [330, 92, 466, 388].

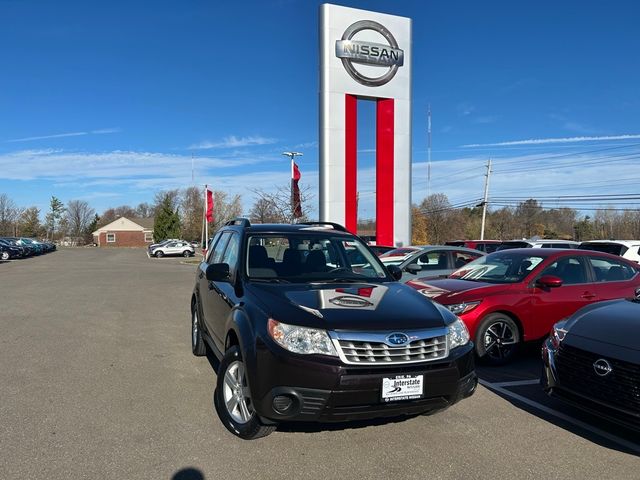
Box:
[579, 240, 640, 264]
[151, 241, 195, 258]
[498, 239, 579, 250]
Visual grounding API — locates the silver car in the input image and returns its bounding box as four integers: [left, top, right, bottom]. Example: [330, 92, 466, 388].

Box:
[396, 246, 484, 283]
[151, 241, 195, 258]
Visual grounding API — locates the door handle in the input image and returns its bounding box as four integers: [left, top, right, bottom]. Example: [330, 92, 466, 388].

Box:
[581, 292, 596, 300]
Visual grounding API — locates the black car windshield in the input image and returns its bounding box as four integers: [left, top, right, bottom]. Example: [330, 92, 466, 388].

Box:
[449, 252, 545, 283]
[246, 232, 389, 282]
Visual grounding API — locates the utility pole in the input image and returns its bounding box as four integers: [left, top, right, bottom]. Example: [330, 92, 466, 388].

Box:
[480, 158, 492, 240]
[427, 105, 432, 198]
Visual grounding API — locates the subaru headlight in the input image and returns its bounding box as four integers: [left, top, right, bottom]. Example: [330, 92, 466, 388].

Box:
[267, 319, 337, 356]
[550, 320, 568, 349]
[446, 301, 481, 315]
[447, 317, 470, 349]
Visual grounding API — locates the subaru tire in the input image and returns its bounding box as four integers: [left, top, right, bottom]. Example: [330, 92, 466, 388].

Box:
[214, 346, 276, 440]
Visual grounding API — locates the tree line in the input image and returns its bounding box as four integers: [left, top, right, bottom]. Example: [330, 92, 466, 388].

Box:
[410, 194, 640, 244]
[3, 188, 637, 246]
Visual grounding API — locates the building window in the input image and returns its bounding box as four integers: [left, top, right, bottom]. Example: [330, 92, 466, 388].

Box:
[106, 233, 116, 243]
[144, 232, 153, 242]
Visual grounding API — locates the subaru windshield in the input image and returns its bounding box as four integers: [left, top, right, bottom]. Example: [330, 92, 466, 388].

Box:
[246, 233, 389, 282]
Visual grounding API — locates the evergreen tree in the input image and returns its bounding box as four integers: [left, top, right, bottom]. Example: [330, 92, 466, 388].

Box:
[45, 196, 65, 240]
[153, 196, 181, 242]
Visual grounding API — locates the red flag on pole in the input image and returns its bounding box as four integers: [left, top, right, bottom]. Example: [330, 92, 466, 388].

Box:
[206, 188, 214, 223]
[291, 161, 302, 219]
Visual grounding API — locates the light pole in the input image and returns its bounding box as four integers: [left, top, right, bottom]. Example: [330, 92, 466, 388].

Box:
[282, 151, 303, 222]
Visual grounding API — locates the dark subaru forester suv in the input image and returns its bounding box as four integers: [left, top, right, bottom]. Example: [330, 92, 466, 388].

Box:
[191, 219, 477, 439]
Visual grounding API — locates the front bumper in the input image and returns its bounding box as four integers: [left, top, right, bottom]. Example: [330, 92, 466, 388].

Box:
[542, 339, 640, 432]
[252, 342, 476, 423]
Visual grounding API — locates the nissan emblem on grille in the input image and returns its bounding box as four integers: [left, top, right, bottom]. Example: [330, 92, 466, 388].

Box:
[386, 333, 409, 346]
[593, 358, 613, 377]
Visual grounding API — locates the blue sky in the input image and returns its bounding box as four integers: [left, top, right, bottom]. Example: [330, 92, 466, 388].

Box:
[1, 0, 639, 219]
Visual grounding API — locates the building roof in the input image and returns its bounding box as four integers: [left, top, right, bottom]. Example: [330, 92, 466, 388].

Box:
[92, 216, 154, 235]
[131, 217, 154, 230]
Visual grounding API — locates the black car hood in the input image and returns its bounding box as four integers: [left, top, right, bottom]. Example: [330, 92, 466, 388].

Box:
[567, 299, 640, 351]
[245, 281, 449, 331]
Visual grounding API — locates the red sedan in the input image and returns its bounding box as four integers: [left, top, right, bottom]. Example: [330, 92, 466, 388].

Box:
[407, 248, 640, 364]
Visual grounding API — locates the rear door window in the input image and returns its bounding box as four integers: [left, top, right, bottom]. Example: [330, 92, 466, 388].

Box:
[587, 256, 636, 282]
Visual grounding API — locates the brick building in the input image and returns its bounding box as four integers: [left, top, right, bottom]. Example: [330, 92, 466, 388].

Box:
[92, 217, 154, 247]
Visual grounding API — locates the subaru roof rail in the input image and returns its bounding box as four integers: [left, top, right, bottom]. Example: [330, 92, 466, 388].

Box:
[299, 221, 347, 232]
[224, 217, 251, 228]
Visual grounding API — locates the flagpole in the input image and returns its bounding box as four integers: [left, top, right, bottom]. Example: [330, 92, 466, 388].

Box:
[202, 184, 207, 256]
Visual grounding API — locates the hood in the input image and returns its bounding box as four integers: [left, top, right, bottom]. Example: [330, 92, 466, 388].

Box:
[567, 299, 640, 351]
[407, 278, 502, 301]
[245, 281, 450, 331]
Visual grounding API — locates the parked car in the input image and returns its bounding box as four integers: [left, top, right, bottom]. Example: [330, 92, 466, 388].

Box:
[368, 245, 395, 256]
[579, 240, 640, 264]
[407, 248, 640, 364]
[396, 246, 484, 283]
[191, 219, 477, 439]
[445, 240, 502, 253]
[497, 239, 579, 250]
[150, 241, 195, 257]
[0, 243, 14, 260]
[0, 238, 25, 259]
[4, 237, 34, 256]
[13, 237, 43, 255]
[378, 246, 422, 266]
[147, 238, 180, 252]
[542, 288, 640, 431]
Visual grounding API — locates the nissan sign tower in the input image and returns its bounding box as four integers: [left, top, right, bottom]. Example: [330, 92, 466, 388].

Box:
[319, 3, 412, 246]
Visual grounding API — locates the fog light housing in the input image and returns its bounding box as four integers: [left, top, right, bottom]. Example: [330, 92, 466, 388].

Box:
[272, 395, 295, 414]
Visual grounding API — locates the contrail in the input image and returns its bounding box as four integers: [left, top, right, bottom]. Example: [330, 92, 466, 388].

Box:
[461, 134, 640, 148]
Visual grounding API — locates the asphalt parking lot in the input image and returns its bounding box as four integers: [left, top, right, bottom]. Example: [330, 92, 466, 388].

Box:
[1, 248, 638, 480]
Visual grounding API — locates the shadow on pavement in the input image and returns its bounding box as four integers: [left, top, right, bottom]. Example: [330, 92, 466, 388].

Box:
[172, 468, 205, 480]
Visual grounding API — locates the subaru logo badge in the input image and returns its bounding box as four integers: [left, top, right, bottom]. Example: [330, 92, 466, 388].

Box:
[593, 358, 613, 377]
[386, 332, 409, 346]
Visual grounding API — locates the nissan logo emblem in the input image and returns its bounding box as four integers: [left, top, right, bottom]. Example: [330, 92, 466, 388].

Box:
[386, 332, 409, 346]
[335, 20, 404, 87]
[593, 358, 613, 377]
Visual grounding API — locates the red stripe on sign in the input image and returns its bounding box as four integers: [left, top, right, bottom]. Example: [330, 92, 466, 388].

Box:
[376, 98, 394, 246]
[345, 94, 358, 234]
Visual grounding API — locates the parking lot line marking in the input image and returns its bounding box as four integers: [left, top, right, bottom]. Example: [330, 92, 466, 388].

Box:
[491, 379, 541, 388]
[479, 379, 640, 454]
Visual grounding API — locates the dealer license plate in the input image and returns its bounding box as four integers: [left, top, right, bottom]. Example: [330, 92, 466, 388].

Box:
[381, 374, 424, 402]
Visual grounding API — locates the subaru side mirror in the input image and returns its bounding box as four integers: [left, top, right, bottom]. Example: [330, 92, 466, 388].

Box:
[206, 263, 230, 282]
[387, 265, 403, 281]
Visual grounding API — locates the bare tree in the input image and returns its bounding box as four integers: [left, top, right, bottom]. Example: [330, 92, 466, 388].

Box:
[153, 189, 181, 217]
[0, 194, 20, 236]
[210, 191, 243, 232]
[419, 193, 463, 244]
[135, 202, 153, 218]
[66, 200, 96, 245]
[248, 197, 281, 224]
[181, 186, 204, 241]
[249, 184, 313, 224]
